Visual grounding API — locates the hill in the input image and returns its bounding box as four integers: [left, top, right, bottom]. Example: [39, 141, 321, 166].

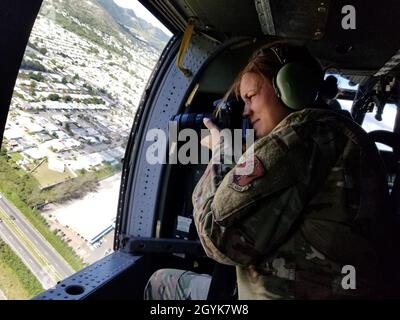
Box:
[44, 0, 169, 52]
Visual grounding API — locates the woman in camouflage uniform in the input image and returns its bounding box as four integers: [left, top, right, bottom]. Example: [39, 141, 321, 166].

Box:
[145, 42, 392, 300]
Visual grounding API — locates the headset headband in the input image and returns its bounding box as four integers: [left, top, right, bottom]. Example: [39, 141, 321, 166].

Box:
[269, 45, 288, 65]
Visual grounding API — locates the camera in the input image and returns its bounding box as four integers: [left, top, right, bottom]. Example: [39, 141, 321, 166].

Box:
[171, 94, 249, 132]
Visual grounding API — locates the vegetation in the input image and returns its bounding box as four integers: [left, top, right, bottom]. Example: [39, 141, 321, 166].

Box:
[83, 84, 94, 95]
[39, 47, 48, 55]
[21, 59, 47, 72]
[0, 238, 43, 299]
[13, 92, 26, 100]
[46, 172, 98, 203]
[29, 72, 45, 82]
[88, 47, 99, 55]
[47, 93, 61, 101]
[0, 148, 85, 271]
[63, 95, 73, 103]
[0, 146, 123, 272]
[27, 52, 38, 60]
[9, 152, 23, 163]
[81, 97, 105, 105]
[55, 12, 125, 57]
[29, 81, 37, 97]
[94, 162, 122, 180]
[31, 160, 75, 189]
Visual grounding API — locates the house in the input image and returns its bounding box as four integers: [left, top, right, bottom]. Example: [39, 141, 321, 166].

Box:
[3, 128, 24, 140]
[45, 139, 67, 152]
[81, 136, 98, 145]
[53, 131, 70, 139]
[24, 122, 44, 133]
[97, 134, 110, 144]
[99, 151, 116, 164]
[23, 148, 46, 160]
[48, 157, 65, 173]
[35, 132, 53, 142]
[51, 114, 70, 124]
[44, 122, 59, 134]
[62, 138, 81, 149]
[87, 153, 104, 167]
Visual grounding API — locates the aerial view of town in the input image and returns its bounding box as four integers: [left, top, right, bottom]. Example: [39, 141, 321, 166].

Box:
[0, 0, 170, 299]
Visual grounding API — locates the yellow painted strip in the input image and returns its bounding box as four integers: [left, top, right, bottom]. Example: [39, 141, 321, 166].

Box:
[176, 19, 195, 77]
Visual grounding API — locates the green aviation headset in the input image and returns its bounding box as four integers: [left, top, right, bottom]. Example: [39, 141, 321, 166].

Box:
[268, 44, 324, 110]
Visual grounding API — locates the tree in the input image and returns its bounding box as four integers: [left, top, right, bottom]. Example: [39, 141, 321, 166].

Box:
[30, 81, 37, 97]
[89, 47, 99, 55]
[47, 172, 98, 203]
[39, 47, 47, 55]
[64, 123, 72, 135]
[0, 146, 7, 156]
[48, 93, 60, 101]
[83, 83, 93, 93]
[29, 72, 45, 82]
[63, 95, 73, 103]
[21, 60, 47, 72]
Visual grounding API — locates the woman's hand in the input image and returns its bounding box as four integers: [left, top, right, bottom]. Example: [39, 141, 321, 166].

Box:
[200, 118, 221, 150]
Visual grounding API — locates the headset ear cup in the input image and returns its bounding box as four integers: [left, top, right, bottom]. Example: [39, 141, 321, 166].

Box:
[275, 63, 323, 110]
[272, 76, 281, 99]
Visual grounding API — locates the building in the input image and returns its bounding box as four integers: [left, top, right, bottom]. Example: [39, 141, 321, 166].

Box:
[3, 128, 24, 140]
[23, 148, 46, 160]
[51, 114, 70, 124]
[24, 122, 44, 133]
[48, 157, 65, 173]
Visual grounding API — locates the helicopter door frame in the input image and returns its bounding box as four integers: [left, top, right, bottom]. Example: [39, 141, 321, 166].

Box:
[114, 33, 220, 248]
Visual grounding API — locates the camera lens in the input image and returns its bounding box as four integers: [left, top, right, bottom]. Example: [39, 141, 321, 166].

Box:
[171, 113, 211, 132]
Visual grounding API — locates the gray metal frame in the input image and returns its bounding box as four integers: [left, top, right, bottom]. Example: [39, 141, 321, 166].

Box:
[33, 251, 138, 300]
[124, 34, 218, 238]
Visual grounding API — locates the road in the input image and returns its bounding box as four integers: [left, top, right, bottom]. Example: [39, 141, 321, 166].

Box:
[0, 195, 74, 287]
[0, 288, 7, 300]
[84, 232, 114, 265]
[0, 219, 56, 290]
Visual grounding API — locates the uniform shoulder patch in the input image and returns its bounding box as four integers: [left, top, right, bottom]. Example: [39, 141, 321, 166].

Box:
[228, 155, 265, 192]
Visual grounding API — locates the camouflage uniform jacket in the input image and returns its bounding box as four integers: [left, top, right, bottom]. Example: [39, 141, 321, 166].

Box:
[192, 108, 391, 299]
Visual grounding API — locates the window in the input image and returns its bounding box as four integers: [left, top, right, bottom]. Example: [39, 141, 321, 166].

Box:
[0, 0, 171, 300]
[332, 74, 396, 152]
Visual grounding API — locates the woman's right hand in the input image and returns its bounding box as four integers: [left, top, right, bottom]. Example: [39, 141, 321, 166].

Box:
[200, 118, 221, 150]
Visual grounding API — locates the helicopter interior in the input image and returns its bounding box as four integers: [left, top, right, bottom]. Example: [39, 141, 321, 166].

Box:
[1, 0, 400, 300]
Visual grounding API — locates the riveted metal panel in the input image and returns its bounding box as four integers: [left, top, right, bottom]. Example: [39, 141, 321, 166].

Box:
[126, 34, 218, 237]
[33, 251, 137, 300]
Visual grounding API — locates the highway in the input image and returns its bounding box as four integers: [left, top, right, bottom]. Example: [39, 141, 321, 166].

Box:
[0, 217, 56, 290]
[0, 195, 74, 288]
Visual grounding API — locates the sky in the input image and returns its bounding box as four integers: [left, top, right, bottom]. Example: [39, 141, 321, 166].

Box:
[113, 0, 172, 36]
[327, 73, 396, 151]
